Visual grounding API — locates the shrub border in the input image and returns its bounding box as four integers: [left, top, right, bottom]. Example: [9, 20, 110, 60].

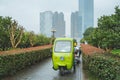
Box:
[83, 53, 120, 80]
[0, 48, 51, 78]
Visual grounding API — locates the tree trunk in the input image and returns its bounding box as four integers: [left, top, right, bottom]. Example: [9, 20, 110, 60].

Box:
[9, 20, 23, 48]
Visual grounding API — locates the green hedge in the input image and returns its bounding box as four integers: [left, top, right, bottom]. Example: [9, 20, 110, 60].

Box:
[0, 48, 51, 77]
[83, 54, 120, 80]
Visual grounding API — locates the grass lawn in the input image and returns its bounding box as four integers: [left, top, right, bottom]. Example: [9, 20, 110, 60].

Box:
[111, 49, 120, 56]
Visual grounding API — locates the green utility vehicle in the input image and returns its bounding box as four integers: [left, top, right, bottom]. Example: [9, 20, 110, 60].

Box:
[52, 38, 76, 75]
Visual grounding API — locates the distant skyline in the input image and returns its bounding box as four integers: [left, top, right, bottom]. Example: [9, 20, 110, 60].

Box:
[0, 0, 120, 36]
[40, 11, 65, 37]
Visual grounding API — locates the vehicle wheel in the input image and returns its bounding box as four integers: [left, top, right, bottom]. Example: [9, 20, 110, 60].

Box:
[73, 64, 76, 72]
[60, 67, 65, 76]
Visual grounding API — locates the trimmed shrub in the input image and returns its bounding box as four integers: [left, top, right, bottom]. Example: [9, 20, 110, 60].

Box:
[0, 48, 51, 77]
[83, 54, 120, 80]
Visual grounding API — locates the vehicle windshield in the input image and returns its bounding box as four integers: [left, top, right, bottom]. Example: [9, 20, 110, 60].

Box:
[54, 40, 72, 53]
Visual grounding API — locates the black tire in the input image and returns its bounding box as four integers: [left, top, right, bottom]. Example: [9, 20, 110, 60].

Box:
[73, 63, 76, 72]
[60, 67, 65, 76]
[79, 50, 81, 57]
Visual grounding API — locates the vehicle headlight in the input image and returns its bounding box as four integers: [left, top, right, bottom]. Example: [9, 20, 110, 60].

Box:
[60, 56, 64, 61]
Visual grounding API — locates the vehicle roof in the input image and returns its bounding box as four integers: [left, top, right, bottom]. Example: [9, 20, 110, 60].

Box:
[55, 37, 74, 41]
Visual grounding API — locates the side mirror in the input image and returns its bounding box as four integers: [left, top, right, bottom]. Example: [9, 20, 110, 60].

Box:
[74, 43, 77, 47]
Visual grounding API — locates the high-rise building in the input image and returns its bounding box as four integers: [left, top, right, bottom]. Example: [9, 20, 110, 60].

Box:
[71, 11, 82, 38]
[52, 12, 65, 37]
[40, 11, 65, 37]
[79, 0, 94, 36]
[40, 11, 53, 37]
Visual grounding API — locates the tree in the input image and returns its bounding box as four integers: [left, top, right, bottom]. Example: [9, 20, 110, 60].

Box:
[19, 32, 30, 48]
[97, 6, 120, 50]
[0, 16, 50, 50]
[82, 6, 120, 50]
[80, 38, 85, 44]
[28, 31, 37, 47]
[36, 34, 50, 46]
[83, 27, 95, 39]
[83, 27, 95, 44]
[0, 17, 12, 50]
[9, 20, 24, 48]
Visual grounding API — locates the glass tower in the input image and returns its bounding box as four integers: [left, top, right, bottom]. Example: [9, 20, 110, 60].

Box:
[71, 11, 82, 38]
[79, 0, 94, 36]
[52, 12, 65, 37]
[40, 11, 53, 37]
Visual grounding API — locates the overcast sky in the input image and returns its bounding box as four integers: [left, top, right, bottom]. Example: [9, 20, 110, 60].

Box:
[0, 0, 120, 36]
